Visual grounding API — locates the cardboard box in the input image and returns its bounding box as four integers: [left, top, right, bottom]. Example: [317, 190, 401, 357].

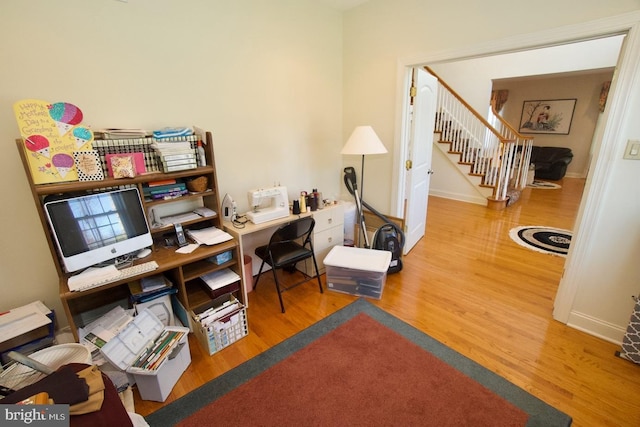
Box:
[100, 309, 191, 402]
[323, 246, 392, 300]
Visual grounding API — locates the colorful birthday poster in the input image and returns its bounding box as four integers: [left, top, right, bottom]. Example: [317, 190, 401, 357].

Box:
[14, 99, 94, 184]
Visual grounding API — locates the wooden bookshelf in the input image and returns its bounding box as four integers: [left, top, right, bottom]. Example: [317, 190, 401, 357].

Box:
[16, 131, 245, 341]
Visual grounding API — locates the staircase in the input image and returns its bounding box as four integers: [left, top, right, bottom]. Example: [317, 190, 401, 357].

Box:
[426, 67, 533, 209]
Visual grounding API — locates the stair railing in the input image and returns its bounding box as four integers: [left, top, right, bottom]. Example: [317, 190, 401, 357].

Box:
[426, 67, 528, 203]
[487, 105, 535, 190]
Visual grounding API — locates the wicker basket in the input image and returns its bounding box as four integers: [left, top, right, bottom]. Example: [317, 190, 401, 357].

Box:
[187, 176, 208, 193]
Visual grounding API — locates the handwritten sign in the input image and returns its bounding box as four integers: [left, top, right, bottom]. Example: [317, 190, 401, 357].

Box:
[14, 99, 93, 184]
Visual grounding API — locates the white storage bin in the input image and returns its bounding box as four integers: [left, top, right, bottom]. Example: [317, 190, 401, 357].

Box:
[101, 308, 191, 402]
[323, 246, 392, 299]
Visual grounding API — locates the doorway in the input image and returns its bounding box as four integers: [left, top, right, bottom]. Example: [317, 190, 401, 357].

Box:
[392, 16, 640, 329]
[396, 34, 624, 217]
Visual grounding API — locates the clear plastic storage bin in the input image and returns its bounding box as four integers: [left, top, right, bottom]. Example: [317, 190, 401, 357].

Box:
[323, 246, 391, 299]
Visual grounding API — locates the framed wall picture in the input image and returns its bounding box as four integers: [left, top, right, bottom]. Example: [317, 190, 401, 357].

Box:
[518, 99, 577, 135]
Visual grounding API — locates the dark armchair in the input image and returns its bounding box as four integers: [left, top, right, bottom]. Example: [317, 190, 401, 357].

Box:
[530, 146, 573, 180]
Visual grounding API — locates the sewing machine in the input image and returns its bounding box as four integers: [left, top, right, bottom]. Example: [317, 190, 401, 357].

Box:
[246, 186, 289, 224]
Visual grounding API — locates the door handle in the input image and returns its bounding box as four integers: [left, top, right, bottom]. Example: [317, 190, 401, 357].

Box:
[427, 169, 434, 175]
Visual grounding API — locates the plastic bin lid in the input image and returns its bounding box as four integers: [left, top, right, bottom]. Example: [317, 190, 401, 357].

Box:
[100, 309, 164, 371]
[323, 246, 391, 272]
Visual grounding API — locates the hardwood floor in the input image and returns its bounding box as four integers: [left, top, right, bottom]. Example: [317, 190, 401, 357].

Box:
[135, 178, 640, 426]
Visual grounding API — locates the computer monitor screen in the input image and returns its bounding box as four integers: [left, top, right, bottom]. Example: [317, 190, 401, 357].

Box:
[44, 187, 152, 273]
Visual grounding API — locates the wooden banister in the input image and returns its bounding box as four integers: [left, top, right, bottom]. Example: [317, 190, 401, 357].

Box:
[425, 66, 507, 141]
[426, 66, 534, 206]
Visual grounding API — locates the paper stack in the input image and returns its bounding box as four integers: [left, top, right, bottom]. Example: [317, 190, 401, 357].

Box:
[186, 227, 233, 245]
[200, 269, 241, 292]
[79, 306, 133, 364]
[140, 275, 171, 292]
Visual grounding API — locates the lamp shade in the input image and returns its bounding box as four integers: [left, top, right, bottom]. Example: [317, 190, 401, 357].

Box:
[341, 126, 387, 155]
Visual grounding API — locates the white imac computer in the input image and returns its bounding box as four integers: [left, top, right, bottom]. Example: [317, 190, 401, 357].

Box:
[44, 187, 153, 273]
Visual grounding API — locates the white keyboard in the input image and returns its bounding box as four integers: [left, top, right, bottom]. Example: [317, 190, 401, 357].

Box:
[67, 261, 159, 292]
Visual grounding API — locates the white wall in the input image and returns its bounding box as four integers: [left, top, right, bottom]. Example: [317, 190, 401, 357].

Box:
[429, 36, 623, 115]
[495, 71, 614, 178]
[0, 0, 343, 326]
[560, 26, 640, 342]
[342, 1, 640, 343]
[429, 147, 489, 205]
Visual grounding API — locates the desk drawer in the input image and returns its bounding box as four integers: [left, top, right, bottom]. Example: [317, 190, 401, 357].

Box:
[304, 225, 344, 276]
[313, 204, 344, 233]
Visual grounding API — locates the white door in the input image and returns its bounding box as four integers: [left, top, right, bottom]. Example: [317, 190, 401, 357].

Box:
[403, 68, 437, 254]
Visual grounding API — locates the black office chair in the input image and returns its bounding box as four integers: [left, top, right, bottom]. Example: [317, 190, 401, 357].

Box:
[253, 216, 323, 313]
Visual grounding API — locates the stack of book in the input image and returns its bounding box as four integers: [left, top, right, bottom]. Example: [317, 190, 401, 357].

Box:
[128, 275, 177, 304]
[143, 179, 188, 201]
[151, 140, 197, 172]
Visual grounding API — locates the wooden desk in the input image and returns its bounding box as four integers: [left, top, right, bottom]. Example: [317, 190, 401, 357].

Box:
[222, 212, 312, 288]
[222, 204, 345, 289]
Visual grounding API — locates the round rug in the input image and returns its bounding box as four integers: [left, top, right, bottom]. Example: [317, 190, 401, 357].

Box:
[509, 226, 572, 257]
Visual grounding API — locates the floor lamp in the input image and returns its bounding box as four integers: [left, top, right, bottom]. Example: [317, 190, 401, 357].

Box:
[341, 126, 387, 248]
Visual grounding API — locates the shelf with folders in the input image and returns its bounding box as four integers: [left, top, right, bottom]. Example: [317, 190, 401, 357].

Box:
[16, 130, 246, 341]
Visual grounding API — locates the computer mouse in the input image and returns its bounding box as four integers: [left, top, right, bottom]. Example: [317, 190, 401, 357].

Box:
[136, 248, 152, 259]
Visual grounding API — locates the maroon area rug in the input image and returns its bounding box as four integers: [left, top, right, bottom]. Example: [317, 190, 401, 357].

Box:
[146, 299, 571, 426]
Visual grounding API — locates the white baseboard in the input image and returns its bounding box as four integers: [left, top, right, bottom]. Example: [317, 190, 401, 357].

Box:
[567, 310, 626, 345]
[429, 190, 487, 205]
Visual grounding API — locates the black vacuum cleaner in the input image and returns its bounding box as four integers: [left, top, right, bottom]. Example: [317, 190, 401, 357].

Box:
[343, 167, 404, 273]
